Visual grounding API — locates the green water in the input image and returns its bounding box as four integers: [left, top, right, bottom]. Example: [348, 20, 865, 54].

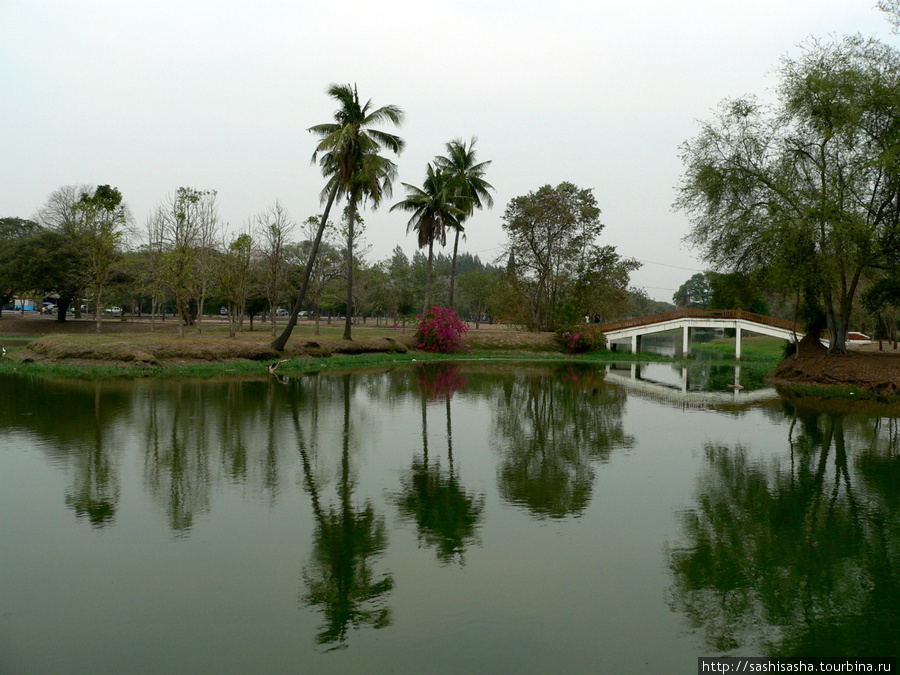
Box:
[0, 363, 897, 673]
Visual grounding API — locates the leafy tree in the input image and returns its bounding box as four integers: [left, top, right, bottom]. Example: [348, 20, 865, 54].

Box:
[392, 164, 464, 311]
[569, 245, 641, 323]
[879, 0, 900, 31]
[73, 185, 130, 333]
[708, 271, 770, 315]
[34, 185, 95, 318]
[672, 272, 712, 309]
[0, 217, 40, 316]
[676, 36, 900, 352]
[148, 188, 219, 337]
[501, 182, 606, 331]
[862, 277, 900, 349]
[274, 83, 404, 350]
[219, 231, 254, 338]
[434, 137, 494, 308]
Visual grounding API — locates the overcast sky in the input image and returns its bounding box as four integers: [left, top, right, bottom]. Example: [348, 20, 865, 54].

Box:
[1, 0, 893, 301]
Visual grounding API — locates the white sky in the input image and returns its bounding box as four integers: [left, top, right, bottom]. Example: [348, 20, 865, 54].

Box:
[0, 0, 893, 301]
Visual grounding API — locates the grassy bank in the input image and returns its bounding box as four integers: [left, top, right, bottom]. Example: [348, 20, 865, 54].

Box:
[692, 335, 786, 362]
[0, 326, 687, 380]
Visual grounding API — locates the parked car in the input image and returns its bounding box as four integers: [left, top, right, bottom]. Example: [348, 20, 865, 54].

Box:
[275, 308, 288, 317]
[104, 306, 122, 316]
[220, 307, 228, 316]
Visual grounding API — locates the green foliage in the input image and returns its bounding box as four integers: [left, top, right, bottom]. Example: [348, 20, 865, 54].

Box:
[555, 324, 606, 354]
[503, 182, 636, 331]
[708, 272, 769, 315]
[673, 272, 712, 309]
[676, 36, 900, 351]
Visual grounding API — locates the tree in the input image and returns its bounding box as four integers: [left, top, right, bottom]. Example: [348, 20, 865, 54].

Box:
[391, 164, 464, 312]
[219, 231, 254, 338]
[73, 185, 130, 333]
[708, 271, 770, 315]
[273, 83, 404, 350]
[672, 272, 712, 309]
[434, 138, 494, 308]
[880, 0, 900, 31]
[34, 185, 94, 318]
[862, 277, 900, 349]
[676, 36, 900, 352]
[501, 182, 605, 331]
[0, 217, 40, 317]
[255, 200, 296, 337]
[569, 245, 641, 323]
[151, 188, 219, 338]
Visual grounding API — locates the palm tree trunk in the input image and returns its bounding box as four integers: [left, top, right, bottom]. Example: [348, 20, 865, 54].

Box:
[272, 182, 339, 351]
[448, 228, 460, 309]
[424, 239, 434, 312]
[343, 199, 356, 341]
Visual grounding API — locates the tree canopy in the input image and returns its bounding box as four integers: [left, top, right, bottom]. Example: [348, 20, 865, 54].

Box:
[676, 35, 900, 352]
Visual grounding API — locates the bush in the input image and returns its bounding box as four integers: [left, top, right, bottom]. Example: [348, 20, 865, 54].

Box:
[555, 324, 606, 354]
[414, 306, 469, 353]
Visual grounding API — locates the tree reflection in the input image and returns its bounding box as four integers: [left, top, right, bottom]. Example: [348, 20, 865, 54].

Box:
[294, 374, 393, 650]
[0, 377, 123, 527]
[394, 364, 485, 564]
[143, 383, 211, 533]
[492, 364, 635, 518]
[667, 409, 900, 656]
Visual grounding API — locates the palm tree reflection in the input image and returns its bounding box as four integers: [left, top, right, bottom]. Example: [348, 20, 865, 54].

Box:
[394, 364, 485, 565]
[667, 407, 900, 656]
[294, 374, 393, 651]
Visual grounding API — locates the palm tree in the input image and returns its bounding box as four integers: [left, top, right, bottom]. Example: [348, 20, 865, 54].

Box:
[391, 164, 464, 311]
[434, 137, 494, 308]
[272, 83, 404, 351]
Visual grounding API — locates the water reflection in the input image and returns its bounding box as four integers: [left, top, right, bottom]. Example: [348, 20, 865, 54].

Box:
[667, 406, 900, 656]
[294, 374, 393, 650]
[393, 364, 485, 565]
[491, 363, 635, 519]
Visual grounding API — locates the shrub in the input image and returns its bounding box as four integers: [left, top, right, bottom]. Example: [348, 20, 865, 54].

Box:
[555, 324, 606, 354]
[414, 306, 469, 353]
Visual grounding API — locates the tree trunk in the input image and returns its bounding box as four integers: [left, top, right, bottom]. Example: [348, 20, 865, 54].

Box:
[424, 239, 434, 313]
[448, 228, 460, 309]
[343, 199, 356, 341]
[272, 182, 340, 352]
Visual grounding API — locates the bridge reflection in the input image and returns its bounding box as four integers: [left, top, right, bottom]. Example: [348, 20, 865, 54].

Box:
[603, 363, 780, 410]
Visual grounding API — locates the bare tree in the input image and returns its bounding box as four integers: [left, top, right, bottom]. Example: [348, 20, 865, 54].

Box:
[255, 201, 296, 337]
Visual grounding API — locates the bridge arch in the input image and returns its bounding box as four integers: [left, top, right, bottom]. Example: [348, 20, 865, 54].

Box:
[598, 309, 803, 360]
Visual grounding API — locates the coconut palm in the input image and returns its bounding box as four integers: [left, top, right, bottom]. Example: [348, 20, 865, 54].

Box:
[391, 164, 464, 311]
[434, 137, 494, 308]
[272, 83, 404, 351]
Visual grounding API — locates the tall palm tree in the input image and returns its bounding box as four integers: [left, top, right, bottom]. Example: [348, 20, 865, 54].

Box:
[434, 137, 494, 308]
[272, 83, 404, 351]
[391, 164, 464, 312]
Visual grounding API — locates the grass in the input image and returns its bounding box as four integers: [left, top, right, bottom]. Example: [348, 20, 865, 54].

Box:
[692, 335, 787, 362]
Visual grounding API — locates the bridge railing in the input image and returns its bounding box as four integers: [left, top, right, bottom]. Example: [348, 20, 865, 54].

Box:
[598, 309, 802, 334]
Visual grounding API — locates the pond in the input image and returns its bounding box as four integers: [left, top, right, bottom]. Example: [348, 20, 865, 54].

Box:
[1, 363, 898, 673]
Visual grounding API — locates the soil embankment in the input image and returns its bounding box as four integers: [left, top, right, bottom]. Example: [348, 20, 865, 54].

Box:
[769, 335, 900, 399]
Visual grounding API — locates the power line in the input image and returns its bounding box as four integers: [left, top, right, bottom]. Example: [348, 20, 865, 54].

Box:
[633, 257, 704, 272]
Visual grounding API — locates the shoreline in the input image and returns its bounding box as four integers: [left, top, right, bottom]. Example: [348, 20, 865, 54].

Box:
[3, 314, 900, 401]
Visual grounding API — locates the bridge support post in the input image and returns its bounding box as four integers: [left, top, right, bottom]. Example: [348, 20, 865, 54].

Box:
[735, 325, 743, 360]
[631, 334, 641, 354]
[682, 325, 691, 357]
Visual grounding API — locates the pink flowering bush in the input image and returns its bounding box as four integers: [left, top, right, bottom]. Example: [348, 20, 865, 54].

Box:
[414, 306, 469, 353]
[555, 324, 606, 354]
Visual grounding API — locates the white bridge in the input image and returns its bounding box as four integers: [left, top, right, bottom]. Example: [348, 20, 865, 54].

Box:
[599, 309, 803, 360]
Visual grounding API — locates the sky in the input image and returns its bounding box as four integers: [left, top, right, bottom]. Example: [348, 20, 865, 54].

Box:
[1, 0, 894, 302]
